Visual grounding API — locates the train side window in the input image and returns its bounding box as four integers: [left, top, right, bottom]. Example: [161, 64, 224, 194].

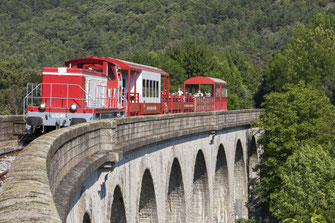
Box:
[216, 84, 220, 97]
[150, 80, 152, 98]
[154, 81, 157, 98]
[156, 81, 158, 98]
[143, 79, 146, 97]
[147, 80, 150, 98]
[222, 86, 227, 97]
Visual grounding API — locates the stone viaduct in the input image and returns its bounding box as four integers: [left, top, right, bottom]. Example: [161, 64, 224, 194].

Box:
[0, 110, 259, 223]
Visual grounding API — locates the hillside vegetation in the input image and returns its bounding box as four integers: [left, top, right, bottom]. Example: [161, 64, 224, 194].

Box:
[0, 0, 333, 67]
[1, 0, 334, 114]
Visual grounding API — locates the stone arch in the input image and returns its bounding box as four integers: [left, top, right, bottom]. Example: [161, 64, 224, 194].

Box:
[83, 212, 91, 223]
[110, 185, 127, 223]
[233, 139, 247, 219]
[166, 158, 186, 223]
[138, 169, 158, 222]
[213, 144, 230, 223]
[191, 150, 210, 222]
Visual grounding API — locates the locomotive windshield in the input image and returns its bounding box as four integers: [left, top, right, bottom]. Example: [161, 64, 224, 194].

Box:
[76, 62, 103, 73]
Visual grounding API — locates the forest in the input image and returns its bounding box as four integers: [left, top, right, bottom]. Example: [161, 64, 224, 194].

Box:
[1, 0, 335, 222]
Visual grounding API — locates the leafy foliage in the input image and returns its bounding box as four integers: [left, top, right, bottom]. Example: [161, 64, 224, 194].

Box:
[254, 83, 335, 221]
[0, 57, 41, 115]
[0, 0, 332, 68]
[262, 13, 335, 103]
[283, 208, 328, 223]
[274, 145, 335, 221]
[235, 218, 257, 223]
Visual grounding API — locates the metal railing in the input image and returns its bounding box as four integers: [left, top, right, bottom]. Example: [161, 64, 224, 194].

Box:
[23, 83, 121, 119]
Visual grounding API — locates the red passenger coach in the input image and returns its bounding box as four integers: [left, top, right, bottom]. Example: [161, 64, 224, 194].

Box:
[23, 56, 227, 132]
[184, 76, 228, 111]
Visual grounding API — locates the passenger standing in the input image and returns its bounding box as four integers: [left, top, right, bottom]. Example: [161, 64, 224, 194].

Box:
[177, 88, 184, 96]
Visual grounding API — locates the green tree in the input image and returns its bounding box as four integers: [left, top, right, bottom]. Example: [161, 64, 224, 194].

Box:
[0, 57, 41, 115]
[262, 13, 335, 103]
[255, 83, 335, 219]
[273, 145, 335, 222]
[283, 208, 328, 223]
[167, 40, 216, 79]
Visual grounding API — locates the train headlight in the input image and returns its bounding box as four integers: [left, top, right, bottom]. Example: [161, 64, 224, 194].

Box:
[70, 103, 77, 112]
[39, 102, 47, 111]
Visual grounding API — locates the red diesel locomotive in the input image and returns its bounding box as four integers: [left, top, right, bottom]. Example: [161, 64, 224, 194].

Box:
[24, 56, 227, 132]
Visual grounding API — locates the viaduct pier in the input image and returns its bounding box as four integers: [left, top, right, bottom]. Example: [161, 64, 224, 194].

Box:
[0, 110, 259, 223]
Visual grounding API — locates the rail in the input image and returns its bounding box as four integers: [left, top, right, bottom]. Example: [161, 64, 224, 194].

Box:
[23, 83, 122, 119]
[160, 95, 225, 113]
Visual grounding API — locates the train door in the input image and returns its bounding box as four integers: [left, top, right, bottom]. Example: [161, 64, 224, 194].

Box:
[117, 69, 123, 108]
[85, 75, 107, 108]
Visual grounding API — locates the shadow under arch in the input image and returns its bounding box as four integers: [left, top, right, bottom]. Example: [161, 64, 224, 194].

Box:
[110, 185, 127, 223]
[166, 158, 186, 223]
[213, 144, 230, 223]
[83, 212, 91, 223]
[233, 139, 247, 219]
[138, 169, 158, 222]
[191, 150, 210, 222]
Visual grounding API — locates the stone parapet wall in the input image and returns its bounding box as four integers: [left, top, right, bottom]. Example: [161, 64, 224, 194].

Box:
[0, 115, 25, 146]
[0, 110, 259, 222]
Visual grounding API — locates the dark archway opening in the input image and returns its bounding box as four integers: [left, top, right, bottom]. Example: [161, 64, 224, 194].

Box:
[191, 150, 210, 222]
[138, 169, 158, 222]
[233, 140, 247, 219]
[214, 144, 230, 222]
[166, 158, 186, 223]
[83, 212, 91, 223]
[110, 185, 127, 223]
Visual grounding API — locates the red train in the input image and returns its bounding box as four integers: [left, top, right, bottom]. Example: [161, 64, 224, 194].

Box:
[24, 55, 227, 132]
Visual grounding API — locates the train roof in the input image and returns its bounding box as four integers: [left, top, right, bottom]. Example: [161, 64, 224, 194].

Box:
[184, 76, 227, 85]
[65, 56, 169, 77]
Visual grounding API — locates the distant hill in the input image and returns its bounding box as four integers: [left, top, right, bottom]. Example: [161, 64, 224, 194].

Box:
[0, 0, 333, 68]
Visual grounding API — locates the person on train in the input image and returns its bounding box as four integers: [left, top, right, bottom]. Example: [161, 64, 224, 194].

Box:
[177, 88, 184, 96]
[195, 90, 203, 97]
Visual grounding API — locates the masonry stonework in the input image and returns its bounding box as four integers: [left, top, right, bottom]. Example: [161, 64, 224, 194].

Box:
[0, 110, 259, 223]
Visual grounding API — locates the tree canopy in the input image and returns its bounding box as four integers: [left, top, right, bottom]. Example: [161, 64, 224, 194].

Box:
[273, 144, 335, 221]
[0, 0, 333, 68]
[262, 13, 335, 103]
[0, 57, 40, 114]
[255, 83, 335, 221]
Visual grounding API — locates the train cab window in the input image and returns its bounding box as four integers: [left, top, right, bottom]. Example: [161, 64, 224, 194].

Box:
[107, 64, 116, 81]
[77, 63, 103, 73]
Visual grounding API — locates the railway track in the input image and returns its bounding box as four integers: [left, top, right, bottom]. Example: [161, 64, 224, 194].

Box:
[0, 133, 37, 188]
[0, 148, 23, 183]
[0, 148, 23, 159]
